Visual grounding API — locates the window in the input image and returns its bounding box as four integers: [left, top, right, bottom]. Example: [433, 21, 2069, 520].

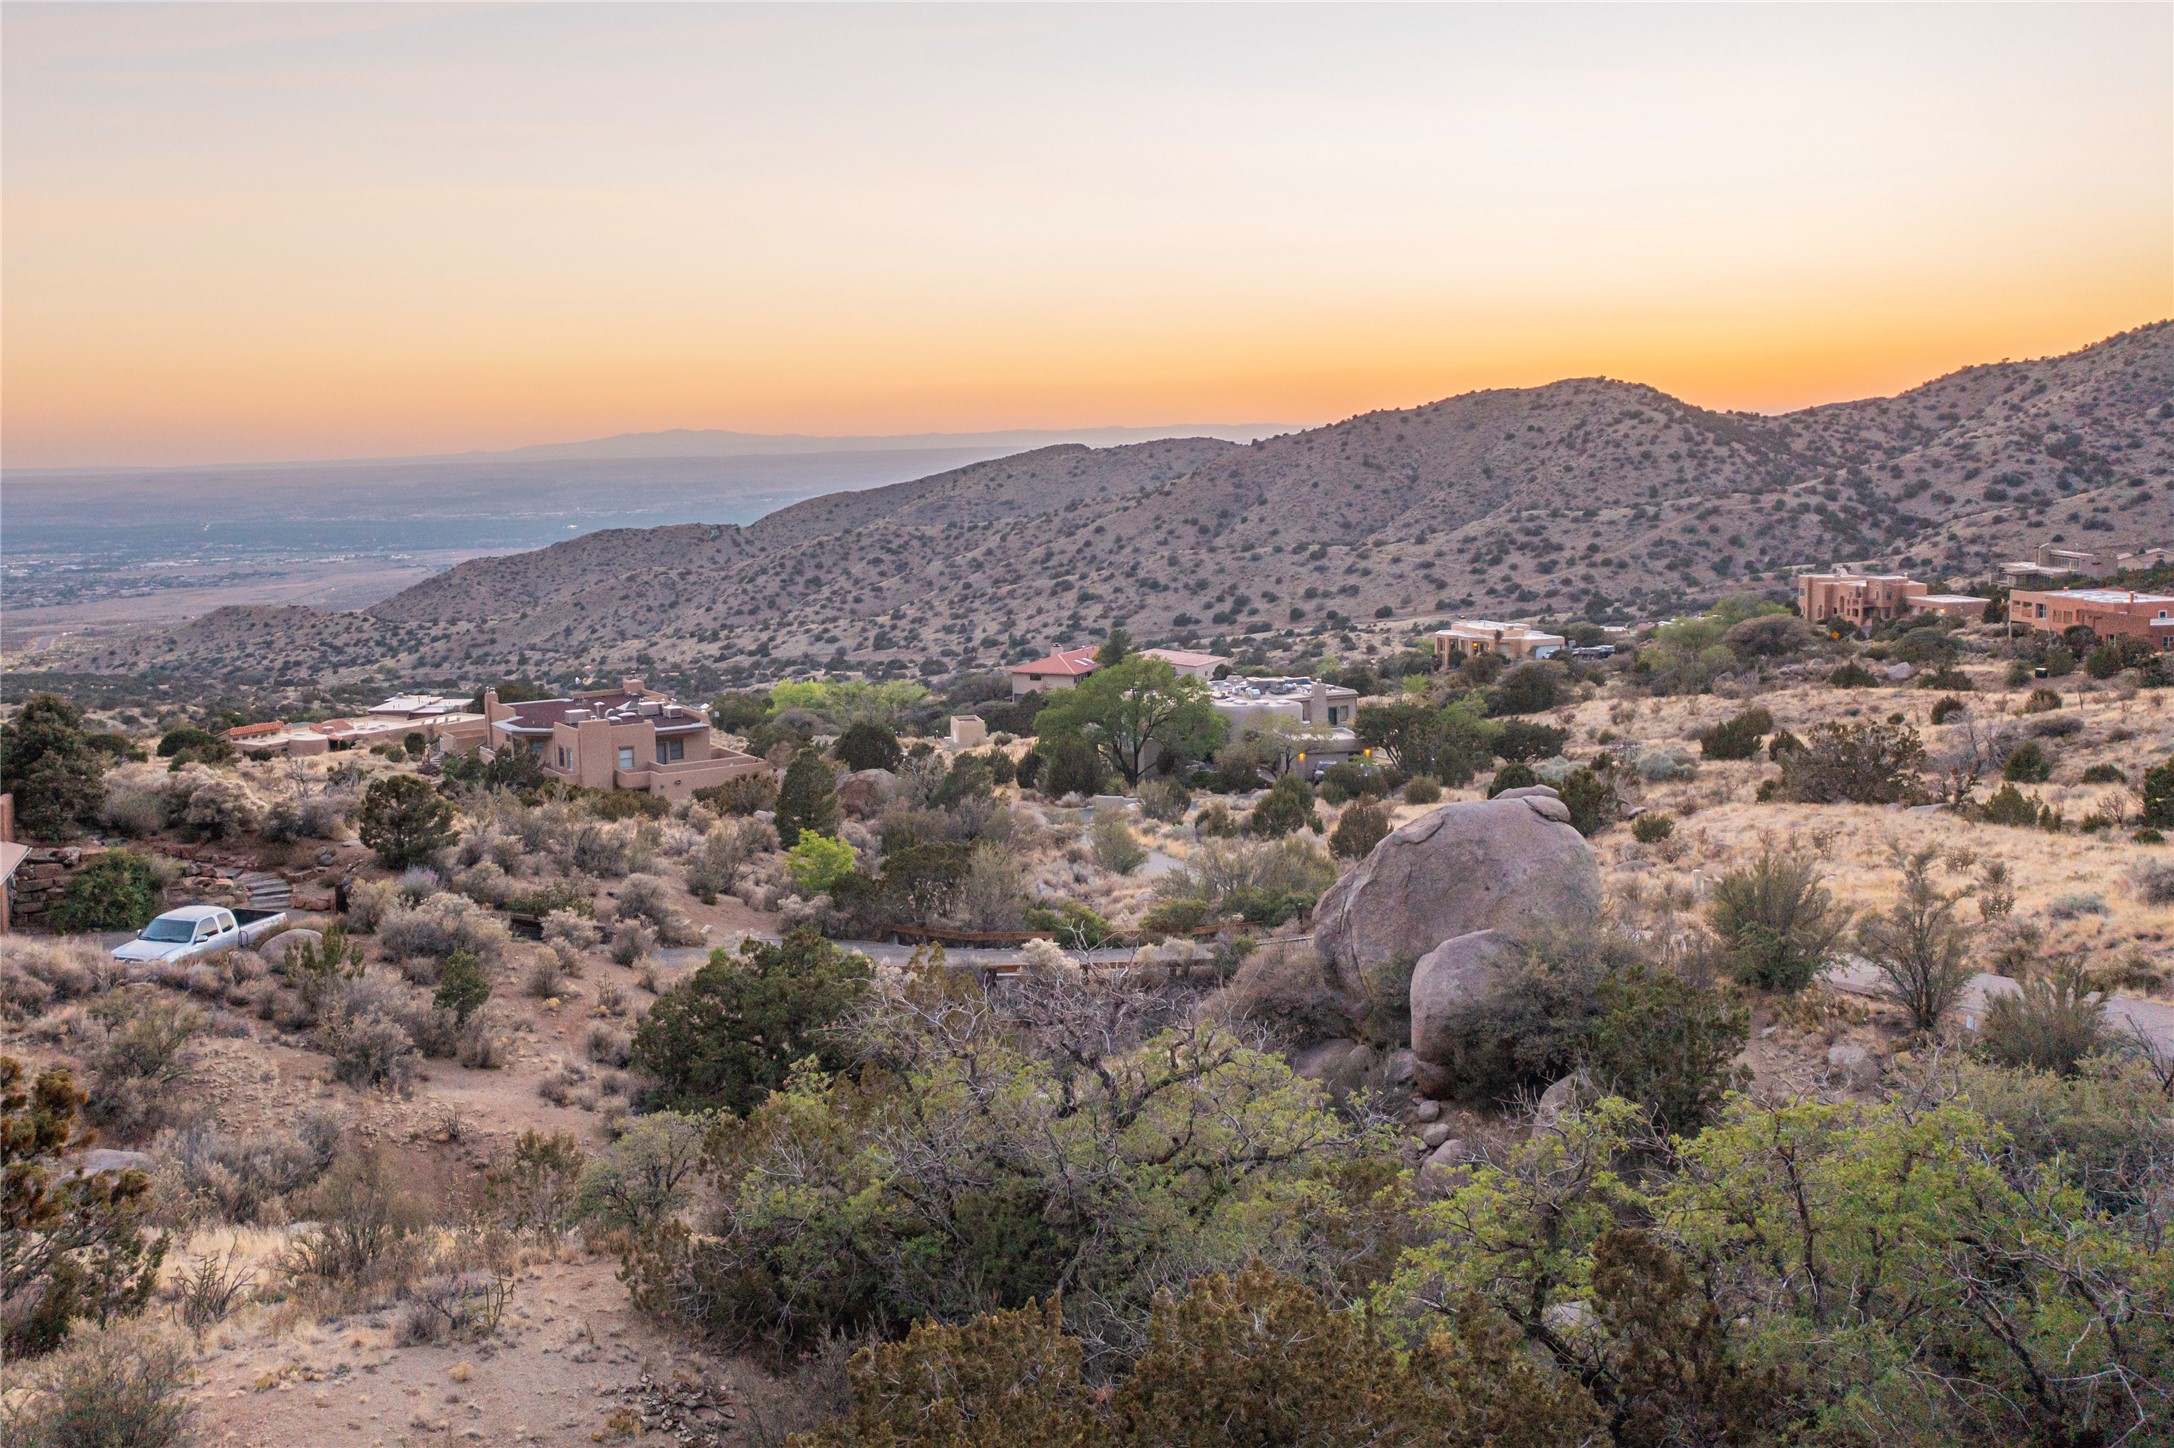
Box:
[618, 746, 636, 771]
[655, 738, 684, 764]
[557, 746, 571, 769]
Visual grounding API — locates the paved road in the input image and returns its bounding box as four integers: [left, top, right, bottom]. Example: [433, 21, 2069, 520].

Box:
[1828, 960, 2174, 1051]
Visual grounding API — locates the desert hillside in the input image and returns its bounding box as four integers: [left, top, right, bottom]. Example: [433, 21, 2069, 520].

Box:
[64, 322, 2174, 691]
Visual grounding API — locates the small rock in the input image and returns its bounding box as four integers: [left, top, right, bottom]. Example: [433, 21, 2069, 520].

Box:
[1411, 1098, 1442, 1123]
[448, 1363, 473, 1384]
[1421, 1122, 1453, 1149]
[1416, 1136, 1469, 1196]
[1542, 1300, 1594, 1333]
[1536, 1071, 1590, 1127]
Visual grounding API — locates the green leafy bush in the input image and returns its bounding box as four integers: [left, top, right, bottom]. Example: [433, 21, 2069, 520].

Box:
[1929, 695, 1968, 725]
[1328, 798, 1391, 859]
[1485, 761, 1538, 797]
[1979, 961, 2106, 1076]
[1493, 719, 1568, 762]
[785, 834, 858, 895]
[2140, 756, 2174, 829]
[2021, 687, 2064, 714]
[1248, 775, 1318, 838]
[0, 693, 110, 840]
[1828, 660, 1877, 688]
[1402, 774, 1442, 804]
[833, 721, 903, 773]
[1630, 812, 1675, 844]
[1554, 765, 1618, 836]
[693, 773, 778, 816]
[1978, 783, 2060, 830]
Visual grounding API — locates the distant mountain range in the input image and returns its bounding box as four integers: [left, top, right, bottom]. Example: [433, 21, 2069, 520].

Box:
[480, 423, 1296, 461]
[63, 322, 2174, 693]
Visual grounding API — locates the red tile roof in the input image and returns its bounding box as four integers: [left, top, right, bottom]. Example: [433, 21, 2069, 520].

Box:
[1009, 647, 1101, 678]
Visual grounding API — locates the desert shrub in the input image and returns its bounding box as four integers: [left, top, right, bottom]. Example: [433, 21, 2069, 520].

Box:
[684, 818, 768, 904]
[1486, 662, 1561, 716]
[1492, 720, 1569, 763]
[261, 792, 348, 843]
[1485, 761, 1539, 797]
[785, 834, 859, 896]
[1979, 961, 2106, 1076]
[344, 876, 399, 933]
[160, 764, 263, 841]
[1139, 897, 1214, 937]
[505, 878, 593, 918]
[588, 788, 670, 822]
[631, 930, 873, 1115]
[1136, 776, 1191, 822]
[1554, 765, 1618, 837]
[1402, 774, 1442, 804]
[1038, 736, 1104, 798]
[1929, 695, 1968, 725]
[954, 841, 1027, 931]
[1630, 812, 1675, 844]
[1978, 783, 2060, 830]
[1091, 813, 1148, 874]
[1012, 750, 1045, 792]
[1583, 963, 1751, 1135]
[1774, 720, 1924, 804]
[576, 1111, 711, 1235]
[694, 773, 778, 817]
[0, 939, 115, 1022]
[157, 1113, 340, 1226]
[47, 850, 163, 935]
[80, 987, 206, 1142]
[2139, 756, 2174, 829]
[1766, 729, 1804, 760]
[322, 983, 419, 1093]
[834, 721, 903, 773]
[2082, 762, 2127, 785]
[1828, 660, 1877, 688]
[1194, 798, 1239, 836]
[1156, 837, 1335, 928]
[2131, 859, 2174, 906]
[278, 1148, 426, 1299]
[0, 1057, 167, 1358]
[394, 865, 441, 903]
[449, 859, 515, 908]
[1698, 705, 1773, 761]
[1856, 846, 1973, 1033]
[2020, 687, 2064, 714]
[609, 920, 656, 967]
[1632, 747, 1697, 782]
[378, 892, 508, 963]
[2001, 739, 2052, 783]
[2030, 714, 2082, 739]
[1328, 798, 1391, 859]
[2047, 892, 2106, 920]
[614, 872, 701, 945]
[1021, 899, 1120, 949]
[1246, 776, 1316, 839]
[1709, 852, 1848, 992]
[99, 785, 167, 839]
[0, 1319, 196, 1447]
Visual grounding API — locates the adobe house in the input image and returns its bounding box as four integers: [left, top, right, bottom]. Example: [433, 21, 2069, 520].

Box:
[484, 678, 769, 799]
[2008, 588, 2174, 650]
[1796, 570, 1987, 627]
[1432, 620, 1566, 667]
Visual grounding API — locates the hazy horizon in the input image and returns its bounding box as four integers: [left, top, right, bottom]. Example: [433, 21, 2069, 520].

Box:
[5, 3, 2169, 471]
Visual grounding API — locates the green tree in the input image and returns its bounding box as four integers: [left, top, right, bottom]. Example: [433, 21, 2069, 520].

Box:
[1355, 697, 1494, 786]
[1583, 964, 1750, 1135]
[1033, 656, 1221, 786]
[47, 850, 163, 935]
[834, 721, 903, 774]
[1697, 705, 1773, 761]
[432, 949, 491, 1026]
[774, 748, 840, 849]
[0, 693, 109, 840]
[1038, 735, 1105, 797]
[358, 774, 455, 869]
[1095, 626, 1134, 667]
[154, 724, 234, 768]
[629, 930, 872, 1116]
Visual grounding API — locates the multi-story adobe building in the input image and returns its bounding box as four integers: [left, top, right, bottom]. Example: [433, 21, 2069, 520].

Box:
[484, 678, 769, 799]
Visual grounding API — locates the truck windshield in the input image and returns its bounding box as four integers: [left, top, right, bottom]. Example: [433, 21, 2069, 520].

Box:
[140, 919, 197, 942]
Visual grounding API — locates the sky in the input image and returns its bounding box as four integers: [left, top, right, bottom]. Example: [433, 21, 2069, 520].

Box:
[3, 3, 2169, 470]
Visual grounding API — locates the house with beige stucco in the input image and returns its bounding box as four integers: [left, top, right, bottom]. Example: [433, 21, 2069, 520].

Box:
[483, 678, 769, 799]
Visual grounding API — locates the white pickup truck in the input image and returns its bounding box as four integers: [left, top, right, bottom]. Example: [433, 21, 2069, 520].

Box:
[112, 905, 290, 964]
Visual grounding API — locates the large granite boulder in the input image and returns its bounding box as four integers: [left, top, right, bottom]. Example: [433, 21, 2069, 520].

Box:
[835, 769, 899, 819]
[1315, 788, 1601, 1017]
[1408, 929, 1513, 1098]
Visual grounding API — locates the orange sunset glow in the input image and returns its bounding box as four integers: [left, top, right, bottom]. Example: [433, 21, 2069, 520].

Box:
[4, 3, 2169, 469]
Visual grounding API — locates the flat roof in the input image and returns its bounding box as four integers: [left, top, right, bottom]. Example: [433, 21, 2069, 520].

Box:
[2029, 588, 2174, 606]
[1139, 647, 1221, 668]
